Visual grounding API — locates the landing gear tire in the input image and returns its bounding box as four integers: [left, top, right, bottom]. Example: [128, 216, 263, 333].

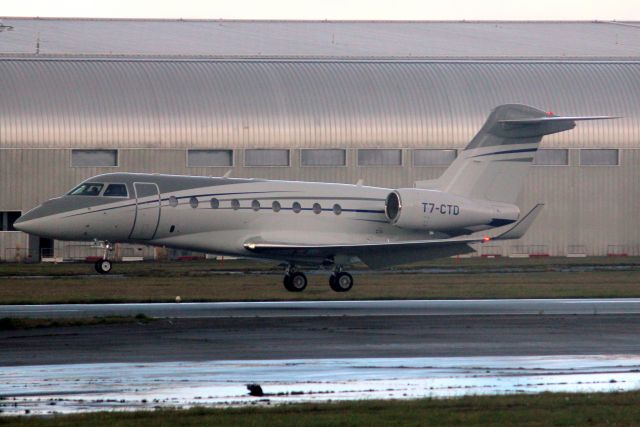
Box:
[284, 272, 307, 292]
[330, 272, 353, 292]
[95, 259, 112, 274]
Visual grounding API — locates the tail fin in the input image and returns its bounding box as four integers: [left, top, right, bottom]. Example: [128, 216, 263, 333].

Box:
[426, 104, 615, 204]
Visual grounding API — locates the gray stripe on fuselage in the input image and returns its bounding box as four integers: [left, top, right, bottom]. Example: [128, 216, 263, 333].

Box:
[86, 173, 260, 195]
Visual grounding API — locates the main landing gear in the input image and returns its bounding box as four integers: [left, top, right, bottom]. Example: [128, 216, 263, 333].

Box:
[94, 240, 114, 275]
[283, 266, 308, 292]
[282, 265, 354, 293]
[329, 269, 354, 293]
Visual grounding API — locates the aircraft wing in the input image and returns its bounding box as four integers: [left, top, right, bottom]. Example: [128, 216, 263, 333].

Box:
[244, 204, 544, 268]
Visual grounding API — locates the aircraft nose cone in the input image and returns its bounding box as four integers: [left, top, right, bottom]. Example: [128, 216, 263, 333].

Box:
[13, 213, 36, 234]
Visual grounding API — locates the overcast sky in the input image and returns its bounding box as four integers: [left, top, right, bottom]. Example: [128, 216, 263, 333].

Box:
[2, 0, 640, 21]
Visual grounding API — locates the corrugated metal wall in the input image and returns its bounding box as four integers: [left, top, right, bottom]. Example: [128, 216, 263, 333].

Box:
[3, 18, 640, 58]
[0, 58, 639, 258]
[1, 60, 638, 149]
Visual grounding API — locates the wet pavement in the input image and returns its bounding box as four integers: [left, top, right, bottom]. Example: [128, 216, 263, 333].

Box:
[2, 355, 640, 415]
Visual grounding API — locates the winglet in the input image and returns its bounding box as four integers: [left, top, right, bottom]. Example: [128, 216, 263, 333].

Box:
[495, 203, 544, 240]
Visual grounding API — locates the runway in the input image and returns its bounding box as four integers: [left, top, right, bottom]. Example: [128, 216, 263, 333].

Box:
[4, 298, 640, 318]
[3, 299, 640, 366]
[3, 299, 640, 415]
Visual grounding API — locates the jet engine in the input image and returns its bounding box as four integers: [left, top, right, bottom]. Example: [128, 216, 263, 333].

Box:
[384, 188, 520, 233]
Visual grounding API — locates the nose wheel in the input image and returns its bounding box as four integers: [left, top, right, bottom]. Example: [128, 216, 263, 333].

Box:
[329, 271, 354, 292]
[95, 259, 113, 274]
[93, 240, 114, 274]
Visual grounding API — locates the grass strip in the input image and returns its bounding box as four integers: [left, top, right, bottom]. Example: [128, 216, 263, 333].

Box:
[3, 391, 640, 426]
[1, 270, 640, 304]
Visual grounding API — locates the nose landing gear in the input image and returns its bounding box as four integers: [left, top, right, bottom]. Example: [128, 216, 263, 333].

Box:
[94, 240, 114, 274]
[95, 259, 113, 274]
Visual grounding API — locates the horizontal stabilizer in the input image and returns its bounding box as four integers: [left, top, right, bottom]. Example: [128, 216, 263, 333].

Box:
[499, 115, 618, 129]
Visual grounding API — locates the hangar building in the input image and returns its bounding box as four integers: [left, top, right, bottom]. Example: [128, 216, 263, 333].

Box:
[0, 18, 639, 260]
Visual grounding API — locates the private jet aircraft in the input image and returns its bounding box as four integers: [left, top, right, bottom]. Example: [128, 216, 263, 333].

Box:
[14, 104, 613, 292]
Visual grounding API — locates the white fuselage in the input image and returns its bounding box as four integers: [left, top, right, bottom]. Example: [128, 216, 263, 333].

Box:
[15, 173, 519, 266]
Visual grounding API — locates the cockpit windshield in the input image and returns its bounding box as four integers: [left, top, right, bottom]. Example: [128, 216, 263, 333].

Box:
[68, 183, 104, 196]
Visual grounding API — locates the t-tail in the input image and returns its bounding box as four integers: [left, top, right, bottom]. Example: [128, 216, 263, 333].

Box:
[425, 104, 616, 204]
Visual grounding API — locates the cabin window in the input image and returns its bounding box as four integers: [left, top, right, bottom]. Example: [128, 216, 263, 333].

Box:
[333, 204, 342, 215]
[245, 149, 290, 167]
[71, 150, 118, 167]
[252, 200, 261, 211]
[580, 149, 619, 166]
[272, 201, 281, 212]
[301, 149, 346, 166]
[169, 196, 178, 207]
[210, 198, 219, 209]
[68, 183, 104, 196]
[103, 184, 128, 197]
[1, 211, 21, 232]
[292, 202, 302, 213]
[312, 203, 322, 214]
[357, 149, 402, 166]
[187, 150, 233, 167]
[189, 197, 199, 208]
[231, 199, 240, 210]
[534, 149, 569, 166]
[413, 149, 457, 166]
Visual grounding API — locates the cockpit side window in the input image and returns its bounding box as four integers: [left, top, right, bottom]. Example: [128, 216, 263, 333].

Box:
[103, 184, 129, 197]
[68, 183, 104, 196]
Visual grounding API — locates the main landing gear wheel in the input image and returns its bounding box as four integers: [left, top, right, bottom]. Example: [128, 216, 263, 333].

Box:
[284, 272, 308, 292]
[94, 259, 112, 274]
[330, 272, 354, 292]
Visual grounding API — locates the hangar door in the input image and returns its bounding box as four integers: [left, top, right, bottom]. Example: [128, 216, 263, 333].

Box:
[129, 182, 161, 240]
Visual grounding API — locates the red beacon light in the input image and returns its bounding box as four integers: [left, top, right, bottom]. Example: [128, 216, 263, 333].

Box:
[546, 111, 555, 117]
[482, 236, 491, 242]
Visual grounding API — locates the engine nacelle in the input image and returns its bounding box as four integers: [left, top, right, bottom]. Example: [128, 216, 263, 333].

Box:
[385, 188, 520, 233]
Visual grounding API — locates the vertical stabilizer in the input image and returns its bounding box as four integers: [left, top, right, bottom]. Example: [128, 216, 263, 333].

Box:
[427, 104, 612, 204]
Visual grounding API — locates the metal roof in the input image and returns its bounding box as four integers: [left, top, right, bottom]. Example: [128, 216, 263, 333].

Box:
[1, 18, 640, 58]
[0, 58, 637, 149]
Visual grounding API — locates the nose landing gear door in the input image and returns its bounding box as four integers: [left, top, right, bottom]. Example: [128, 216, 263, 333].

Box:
[129, 182, 161, 240]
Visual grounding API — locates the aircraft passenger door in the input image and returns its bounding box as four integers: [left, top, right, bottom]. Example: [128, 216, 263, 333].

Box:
[129, 182, 161, 240]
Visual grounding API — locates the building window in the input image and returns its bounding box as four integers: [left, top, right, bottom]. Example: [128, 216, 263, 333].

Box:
[245, 149, 290, 167]
[71, 149, 118, 167]
[413, 149, 457, 166]
[1, 212, 21, 232]
[301, 149, 346, 166]
[357, 149, 402, 166]
[187, 150, 233, 167]
[580, 149, 619, 166]
[533, 149, 569, 166]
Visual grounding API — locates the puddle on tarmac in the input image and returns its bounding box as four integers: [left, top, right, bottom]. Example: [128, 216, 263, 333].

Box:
[2, 355, 640, 416]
